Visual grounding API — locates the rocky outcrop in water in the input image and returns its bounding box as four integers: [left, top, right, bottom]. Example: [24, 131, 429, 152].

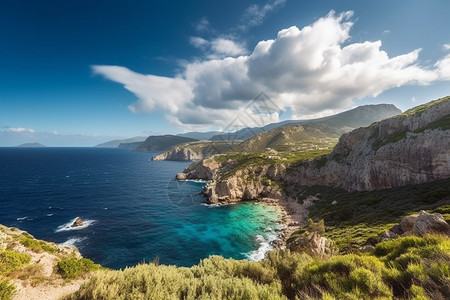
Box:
[285, 97, 450, 191]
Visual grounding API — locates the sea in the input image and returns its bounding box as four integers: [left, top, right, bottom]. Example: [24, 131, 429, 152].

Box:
[0, 147, 282, 269]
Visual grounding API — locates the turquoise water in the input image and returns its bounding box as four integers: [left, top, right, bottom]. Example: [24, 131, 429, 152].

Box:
[0, 147, 282, 268]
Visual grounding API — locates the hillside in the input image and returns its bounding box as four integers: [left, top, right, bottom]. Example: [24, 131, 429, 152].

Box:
[0, 224, 101, 300]
[134, 135, 198, 152]
[285, 96, 450, 191]
[236, 124, 339, 153]
[95, 136, 146, 148]
[210, 104, 401, 141]
[152, 140, 239, 161]
[182, 96, 449, 205]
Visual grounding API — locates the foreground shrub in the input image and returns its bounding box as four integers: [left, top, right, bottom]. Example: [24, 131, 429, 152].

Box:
[66, 262, 285, 300]
[66, 236, 450, 300]
[297, 254, 392, 299]
[57, 258, 102, 279]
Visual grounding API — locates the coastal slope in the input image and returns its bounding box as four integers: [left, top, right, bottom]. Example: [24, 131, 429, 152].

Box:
[152, 140, 239, 161]
[285, 96, 450, 191]
[134, 135, 198, 152]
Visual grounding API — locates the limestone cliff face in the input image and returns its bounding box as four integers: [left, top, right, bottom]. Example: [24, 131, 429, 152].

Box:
[152, 141, 237, 161]
[182, 158, 285, 204]
[153, 147, 204, 161]
[285, 97, 450, 191]
[203, 164, 285, 203]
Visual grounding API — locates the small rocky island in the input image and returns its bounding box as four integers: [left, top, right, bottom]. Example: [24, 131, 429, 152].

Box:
[71, 217, 84, 227]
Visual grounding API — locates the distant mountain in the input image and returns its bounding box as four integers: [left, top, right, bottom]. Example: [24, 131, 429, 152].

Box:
[176, 131, 222, 140]
[118, 141, 145, 149]
[17, 142, 46, 147]
[152, 140, 239, 161]
[134, 135, 198, 152]
[95, 136, 147, 148]
[210, 104, 401, 141]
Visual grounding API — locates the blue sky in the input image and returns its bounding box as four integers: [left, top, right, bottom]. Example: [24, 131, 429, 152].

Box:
[1, 0, 450, 146]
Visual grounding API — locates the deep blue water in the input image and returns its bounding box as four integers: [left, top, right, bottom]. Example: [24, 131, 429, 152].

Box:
[0, 147, 281, 269]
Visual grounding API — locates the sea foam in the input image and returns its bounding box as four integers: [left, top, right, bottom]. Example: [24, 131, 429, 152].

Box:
[55, 217, 95, 232]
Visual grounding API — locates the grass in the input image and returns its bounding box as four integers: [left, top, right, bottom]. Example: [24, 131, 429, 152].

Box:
[66, 235, 450, 300]
[290, 178, 450, 251]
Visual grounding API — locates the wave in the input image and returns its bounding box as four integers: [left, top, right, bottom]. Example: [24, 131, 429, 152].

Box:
[59, 237, 86, 247]
[16, 216, 28, 221]
[245, 227, 281, 261]
[55, 217, 95, 232]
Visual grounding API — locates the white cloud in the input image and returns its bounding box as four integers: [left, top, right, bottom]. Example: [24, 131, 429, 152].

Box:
[190, 36, 247, 58]
[4, 127, 35, 133]
[435, 53, 450, 80]
[189, 36, 208, 49]
[443, 44, 450, 50]
[93, 11, 449, 129]
[241, 0, 286, 30]
[210, 38, 247, 57]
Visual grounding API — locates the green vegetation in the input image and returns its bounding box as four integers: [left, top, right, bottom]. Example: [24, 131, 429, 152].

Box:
[17, 232, 58, 253]
[0, 250, 31, 300]
[293, 178, 450, 251]
[414, 114, 450, 132]
[57, 258, 103, 279]
[0, 277, 16, 300]
[66, 235, 450, 300]
[397, 96, 450, 117]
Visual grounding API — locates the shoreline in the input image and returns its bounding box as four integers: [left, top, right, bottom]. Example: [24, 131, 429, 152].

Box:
[256, 197, 309, 248]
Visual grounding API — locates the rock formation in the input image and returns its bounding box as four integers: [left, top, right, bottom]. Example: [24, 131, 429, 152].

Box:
[285, 97, 450, 191]
[380, 210, 450, 241]
[288, 232, 335, 258]
[72, 217, 84, 227]
[152, 141, 237, 161]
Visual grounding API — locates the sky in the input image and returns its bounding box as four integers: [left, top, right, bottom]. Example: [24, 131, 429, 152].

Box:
[1, 0, 450, 146]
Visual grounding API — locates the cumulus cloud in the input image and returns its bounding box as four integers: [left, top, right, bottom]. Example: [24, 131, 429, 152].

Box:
[93, 11, 449, 129]
[241, 0, 286, 30]
[443, 44, 450, 50]
[190, 36, 247, 58]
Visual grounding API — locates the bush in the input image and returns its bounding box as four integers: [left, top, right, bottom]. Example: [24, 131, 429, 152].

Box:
[0, 250, 31, 275]
[17, 233, 58, 254]
[0, 277, 16, 300]
[57, 258, 102, 279]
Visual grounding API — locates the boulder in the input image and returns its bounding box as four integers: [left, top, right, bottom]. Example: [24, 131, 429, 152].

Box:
[175, 173, 187, 180]
[400, 215, 417, 233]
[380, 230, 398, 241]
[412, 210, 450, 237]
[72, 217, 83, 227]
[288, 232, 335, 258]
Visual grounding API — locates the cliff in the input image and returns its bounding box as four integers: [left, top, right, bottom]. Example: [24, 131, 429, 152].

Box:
[152, 141, 238, 161]
[134, 135, 198, 152]
[0, 224, 100, 300]
[182, 96, 450, 203]
[285, 96, 450, 191]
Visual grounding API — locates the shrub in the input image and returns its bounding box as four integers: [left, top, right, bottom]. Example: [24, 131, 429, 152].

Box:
[0, 277, 16, 300]
[0, 250, 31, 275]
[17, 233, 58, 254]
[57, 258, 102, 279]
